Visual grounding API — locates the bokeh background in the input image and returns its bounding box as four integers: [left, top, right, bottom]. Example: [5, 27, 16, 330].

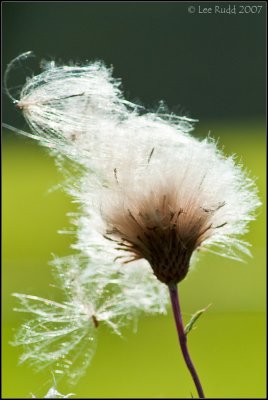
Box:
[2, 2, 266, 398]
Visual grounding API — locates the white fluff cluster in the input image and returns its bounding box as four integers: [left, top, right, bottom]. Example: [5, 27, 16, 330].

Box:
[13, 252, 167, 383]
[32, 385, 74, 399]
[31, 377, 75, 398]
[7, 53, 260, 383]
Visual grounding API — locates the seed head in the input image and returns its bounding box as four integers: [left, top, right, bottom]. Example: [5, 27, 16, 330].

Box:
[101, 136, 259, 285]
[5, 53, 261, 384]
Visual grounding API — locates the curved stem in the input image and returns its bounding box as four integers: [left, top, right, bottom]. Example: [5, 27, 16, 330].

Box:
[169, 283, 205, 398]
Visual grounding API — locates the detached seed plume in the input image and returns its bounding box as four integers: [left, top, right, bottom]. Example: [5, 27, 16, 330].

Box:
[5, 53, 260, 396]
[13, 254, 167, 383]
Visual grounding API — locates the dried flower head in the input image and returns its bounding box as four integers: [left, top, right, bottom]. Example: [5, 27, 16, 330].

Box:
[5, 53, 260, 395]
[101, 137, 259, 285]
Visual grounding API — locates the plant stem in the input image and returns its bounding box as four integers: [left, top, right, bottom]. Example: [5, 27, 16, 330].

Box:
[169, 283, 205, 398]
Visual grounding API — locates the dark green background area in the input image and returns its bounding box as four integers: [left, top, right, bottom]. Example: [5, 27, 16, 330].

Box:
[3, 2, 266, 123]
[2, 2, 266, 399]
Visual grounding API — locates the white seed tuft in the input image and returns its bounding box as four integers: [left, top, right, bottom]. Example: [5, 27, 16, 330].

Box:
[7, 53, 260, 382]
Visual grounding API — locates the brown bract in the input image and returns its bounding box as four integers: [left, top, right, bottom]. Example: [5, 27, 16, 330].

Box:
[103, 189, 225, 285]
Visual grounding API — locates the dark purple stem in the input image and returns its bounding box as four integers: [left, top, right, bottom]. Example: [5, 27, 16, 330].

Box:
[169, 283, 205, 398]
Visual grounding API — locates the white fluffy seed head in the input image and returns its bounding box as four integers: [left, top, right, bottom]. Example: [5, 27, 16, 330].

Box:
[7, 53, 261, 381]
[100, 136, 260, 283]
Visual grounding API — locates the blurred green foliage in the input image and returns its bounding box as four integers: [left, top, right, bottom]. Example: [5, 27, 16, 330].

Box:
[2, 121, 266, 398]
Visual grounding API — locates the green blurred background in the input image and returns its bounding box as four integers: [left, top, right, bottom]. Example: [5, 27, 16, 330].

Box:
[2, 2, 266, 399]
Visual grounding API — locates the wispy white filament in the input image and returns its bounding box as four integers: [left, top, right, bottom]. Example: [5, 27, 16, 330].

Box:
[32, 388, 74, 399]
[6, 53, 260, 383]
[13, 253, 167, 383]
[31, 376, 75, 398]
